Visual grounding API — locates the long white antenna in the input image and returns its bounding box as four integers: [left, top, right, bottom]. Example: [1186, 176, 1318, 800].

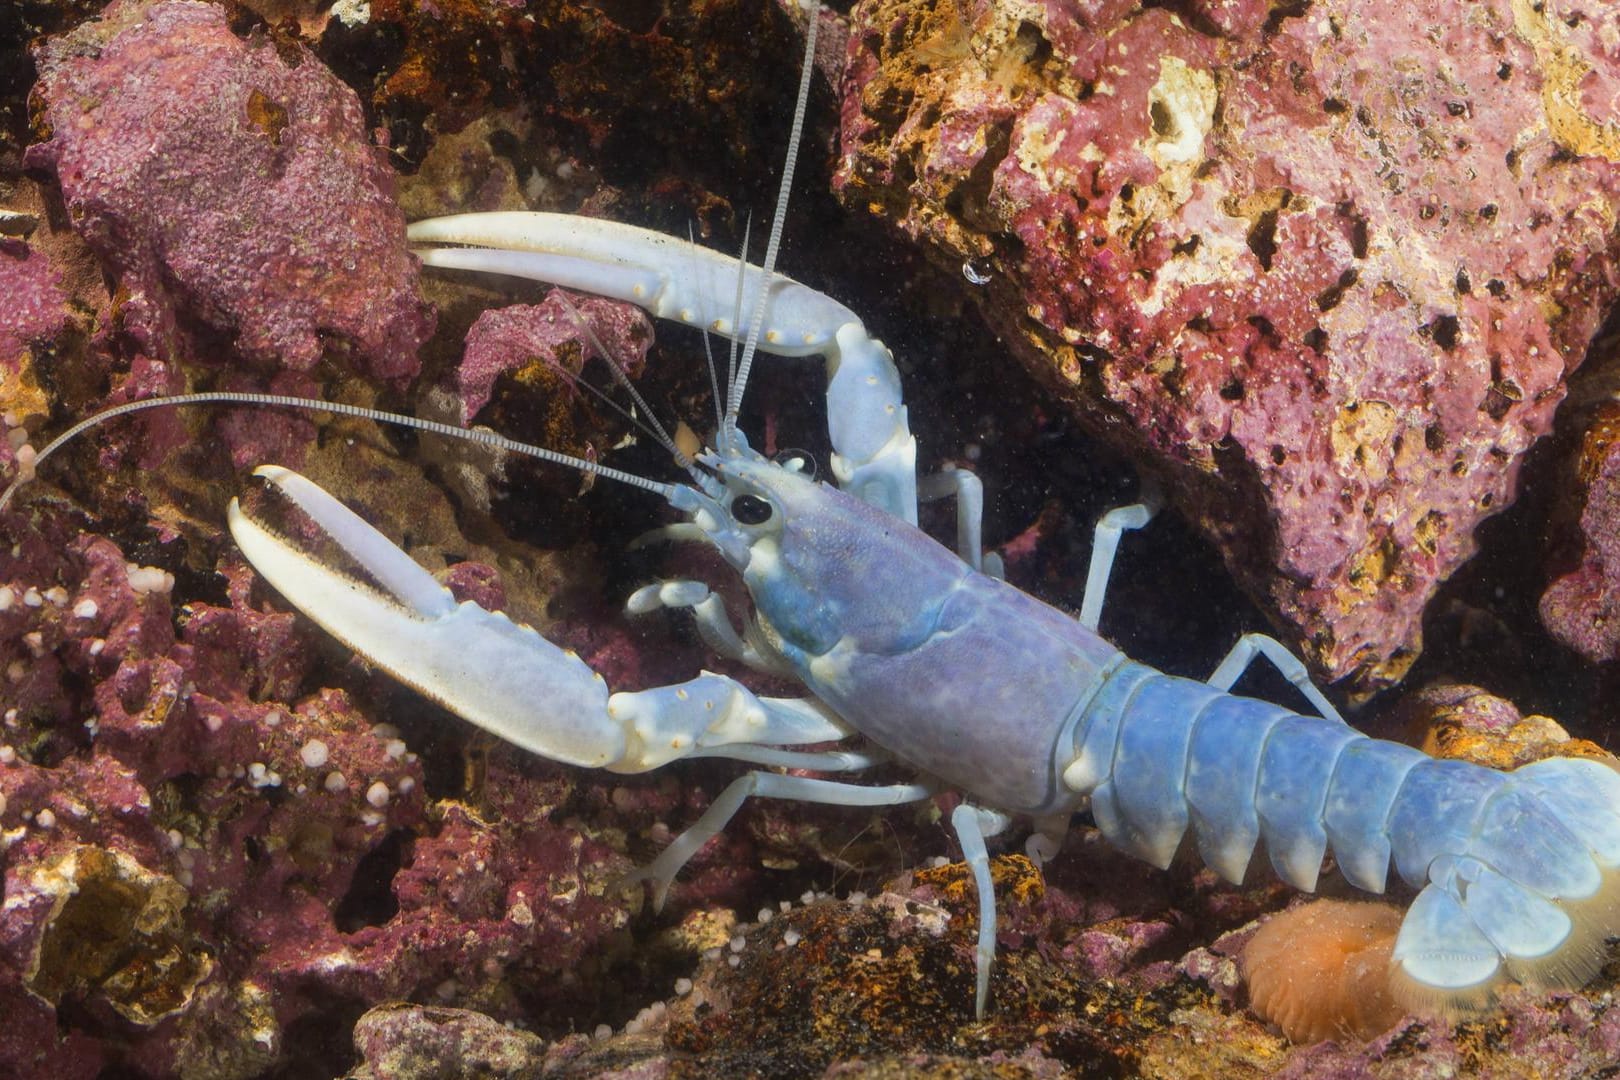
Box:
[0, 391, 679, 512]
[722, 1, 819, 442]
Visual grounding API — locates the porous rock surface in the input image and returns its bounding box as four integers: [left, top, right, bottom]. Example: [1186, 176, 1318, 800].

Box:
[25, 0, 435, 386]
[1540, 401, 1620, 663]
[836, 0, 1620, 688]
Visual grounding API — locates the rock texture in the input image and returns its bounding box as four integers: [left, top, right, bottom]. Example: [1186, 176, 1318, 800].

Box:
[1541, 401, 1620, 663]
[836, 0, 1620, 689]
[25, 0, 434, 386]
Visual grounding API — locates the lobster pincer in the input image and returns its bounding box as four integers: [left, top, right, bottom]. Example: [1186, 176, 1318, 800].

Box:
[407, 212, 919, 524]
[228, 464, 855, 773]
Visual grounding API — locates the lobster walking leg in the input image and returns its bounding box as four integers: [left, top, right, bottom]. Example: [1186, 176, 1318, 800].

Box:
[1077, 500, 1159, 631]
[949, 803, 1013, 1020]
[625, 580, 795, 677]
[1023, 814, 1071, 866]
[630, 773, 937, 909]
[918, 467, 991, 573]
[1207, 632, 1343, 724]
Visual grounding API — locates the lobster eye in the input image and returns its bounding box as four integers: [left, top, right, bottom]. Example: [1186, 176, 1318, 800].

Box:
[774, 449, 816, 478]
[731, 494, 774, 525]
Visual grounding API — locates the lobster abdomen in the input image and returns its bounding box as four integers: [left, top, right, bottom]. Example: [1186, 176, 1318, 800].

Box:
[1064, 665, 1620, 1004]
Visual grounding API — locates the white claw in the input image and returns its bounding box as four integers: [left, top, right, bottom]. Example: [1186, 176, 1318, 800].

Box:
[230, 469, 851, 776]
[229, 469, 625, 769]
[409, 212, 855, 357]
[410, 211, 921, 523]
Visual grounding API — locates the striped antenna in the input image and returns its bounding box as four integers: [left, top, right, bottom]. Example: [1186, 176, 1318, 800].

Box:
[0, 391, 682, 513]
[720, 1, 819, 448]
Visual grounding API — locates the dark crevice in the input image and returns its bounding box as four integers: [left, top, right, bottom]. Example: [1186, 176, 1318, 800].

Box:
[1247, 208, 1280, 271]
[1428, 314, 1461, 352]
[1262, 0, 1313, 35]
[1315, 267, 1359, 311]
[334, 829, 408, 933]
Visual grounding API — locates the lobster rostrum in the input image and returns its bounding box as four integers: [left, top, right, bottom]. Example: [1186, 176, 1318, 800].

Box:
[8, 8, 1620, 1034]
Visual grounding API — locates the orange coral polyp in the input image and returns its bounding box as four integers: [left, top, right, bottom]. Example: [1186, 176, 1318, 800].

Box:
[1242, 899, 1407, 1044]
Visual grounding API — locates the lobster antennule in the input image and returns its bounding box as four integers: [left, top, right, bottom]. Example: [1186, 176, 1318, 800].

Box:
[720, 0, 818, 444]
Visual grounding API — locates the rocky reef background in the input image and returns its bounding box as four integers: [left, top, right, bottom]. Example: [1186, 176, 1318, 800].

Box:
[2, 0, 1620, 1076]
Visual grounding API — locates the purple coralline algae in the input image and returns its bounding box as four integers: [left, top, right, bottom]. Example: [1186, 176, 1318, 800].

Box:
[453, 292, 653, 426]
[1540, 401, 1620, 663]
[0, 517, 423, 1077]
[0, 241, 64, 418]
[24, 0, 435, 386]
[0, 239, 71, 479]
[836, 0, 1620, 689]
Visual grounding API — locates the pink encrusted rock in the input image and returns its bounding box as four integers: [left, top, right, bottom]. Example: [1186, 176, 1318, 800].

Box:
[836, 0, 1620, 688]
[0, 240, 66, 446]
[293, 792, 633, 1013]
[1541, 403, 1620, 663]
[351, 1003, 548, 1080]
[25, 0, 434, 386]
[454, 291, 654, 425]
[0, 501, 438, 1076]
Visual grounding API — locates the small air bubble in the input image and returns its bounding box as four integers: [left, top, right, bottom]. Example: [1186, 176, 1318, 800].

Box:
[962, 258, 993, 285]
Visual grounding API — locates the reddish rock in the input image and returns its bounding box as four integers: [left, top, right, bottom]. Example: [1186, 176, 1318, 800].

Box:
[454, 291, 653, 427]
[0, 240, 65, 445]
[351, 1003, 548, 1080]
[836, 0, 1620, 689]
[25, 0, 434, 387]
[1541, 401, 1620, 664]
[1391, 682, 1612, 768]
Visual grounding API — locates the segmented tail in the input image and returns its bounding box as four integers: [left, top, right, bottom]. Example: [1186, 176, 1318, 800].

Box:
[1068, 667, 1620, 1010]
[1388, 756, 1620, 1011]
